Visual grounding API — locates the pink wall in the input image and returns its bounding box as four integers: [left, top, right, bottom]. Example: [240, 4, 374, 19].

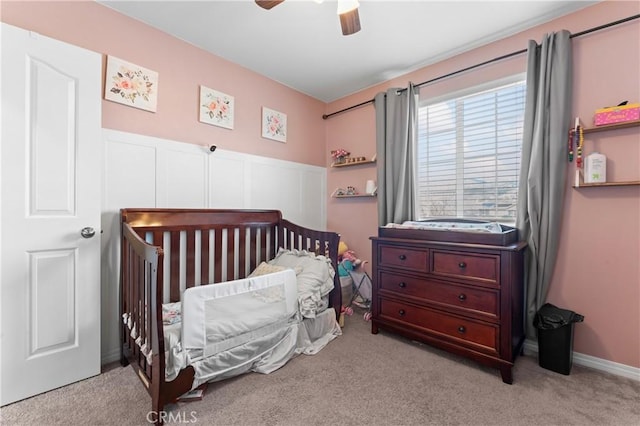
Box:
[1, 0, 327, 167]
[326, 0, 640, 368]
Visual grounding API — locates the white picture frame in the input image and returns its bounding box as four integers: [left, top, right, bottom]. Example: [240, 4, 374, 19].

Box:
[104, 55, 158, 112]
[261, 107, 287, 143]
[199, 86, 234, 129]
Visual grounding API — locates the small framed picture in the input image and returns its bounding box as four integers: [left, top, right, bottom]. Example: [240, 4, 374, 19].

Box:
[261, 107, 287, 143]
[199, 86, 234, 129]
[104, 55, 158, 112]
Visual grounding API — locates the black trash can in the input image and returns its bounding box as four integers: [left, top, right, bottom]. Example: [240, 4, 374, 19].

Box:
[534, 303, 584, 375]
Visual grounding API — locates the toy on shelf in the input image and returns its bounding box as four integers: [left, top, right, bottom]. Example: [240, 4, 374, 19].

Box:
[569, 117, 586, 187]
[594, 101, 639, 126]
[331, 148, 350, 164]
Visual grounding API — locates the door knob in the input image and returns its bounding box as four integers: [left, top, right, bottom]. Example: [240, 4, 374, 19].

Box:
[80, 227, 96, 239]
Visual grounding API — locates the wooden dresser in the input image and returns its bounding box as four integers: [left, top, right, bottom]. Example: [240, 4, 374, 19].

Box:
[370, 225, 527, 384]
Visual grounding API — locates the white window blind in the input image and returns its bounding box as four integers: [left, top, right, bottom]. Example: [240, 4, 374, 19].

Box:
[416, 79, 526, 222]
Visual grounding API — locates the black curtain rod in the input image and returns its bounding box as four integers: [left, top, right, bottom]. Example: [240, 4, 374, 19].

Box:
[322, 13, 640, 120]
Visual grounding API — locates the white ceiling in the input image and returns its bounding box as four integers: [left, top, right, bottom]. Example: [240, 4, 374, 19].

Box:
[98, 0, 598, 103]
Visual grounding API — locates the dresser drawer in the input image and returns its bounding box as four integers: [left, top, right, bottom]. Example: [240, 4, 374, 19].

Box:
[379, 271, 499, 319]
[379, 299, 498, 355]
[432, 250, 500, 286]
[378, 245, 428, 273]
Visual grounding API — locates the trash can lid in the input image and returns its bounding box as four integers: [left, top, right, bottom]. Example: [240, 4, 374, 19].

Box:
[534, 303, 584, 329]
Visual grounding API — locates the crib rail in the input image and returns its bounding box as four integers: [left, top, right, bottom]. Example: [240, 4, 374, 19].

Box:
[120, 222, 164, 391]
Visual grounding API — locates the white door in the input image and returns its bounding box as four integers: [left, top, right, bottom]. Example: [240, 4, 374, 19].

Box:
[0, 23, 101, 405]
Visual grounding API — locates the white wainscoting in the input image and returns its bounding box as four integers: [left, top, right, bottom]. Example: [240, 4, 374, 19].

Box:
[100, 129, 327, 364]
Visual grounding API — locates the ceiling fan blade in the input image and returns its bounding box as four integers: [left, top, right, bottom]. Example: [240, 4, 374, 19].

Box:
[255, 0, 285, 10]
[339, 8, 361, 36]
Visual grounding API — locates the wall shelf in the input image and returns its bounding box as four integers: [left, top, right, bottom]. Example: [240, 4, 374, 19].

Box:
[573, 180, 640, 188]
[571, 119, 639, 189]
[582, 120, 640, 134]
[331, 159, 376, 168]
[333, 194, 376, 198]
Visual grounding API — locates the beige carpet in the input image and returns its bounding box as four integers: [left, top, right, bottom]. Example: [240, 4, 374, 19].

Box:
[2, 309, 639, 426]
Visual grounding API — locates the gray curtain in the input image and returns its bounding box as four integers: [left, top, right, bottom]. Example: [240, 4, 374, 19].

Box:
[374, 83, 419, 226]
[516, 31, 573, 338]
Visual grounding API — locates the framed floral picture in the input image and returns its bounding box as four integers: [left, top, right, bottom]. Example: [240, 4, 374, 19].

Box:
[199, 86, 234, 129]
[104, 56, 158, 112]
[261, 107, 287, 143]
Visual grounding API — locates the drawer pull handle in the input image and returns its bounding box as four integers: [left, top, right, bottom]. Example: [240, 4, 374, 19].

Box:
[458, 262, 467, 269]
[457, 326, 466, 334]
[399, 254, 407, 260]
[398, 282, 407, 288]
[398, 309, 406, 316]
[458, 293, 467, 301]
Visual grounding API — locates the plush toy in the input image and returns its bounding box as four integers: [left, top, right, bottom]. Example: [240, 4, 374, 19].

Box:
[337, 241, 363, 276]
[338, 241, 348, 257]
[337, 240, 372, 324]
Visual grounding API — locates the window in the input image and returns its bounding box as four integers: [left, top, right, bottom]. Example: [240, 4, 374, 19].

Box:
[416, 78, 526, 223]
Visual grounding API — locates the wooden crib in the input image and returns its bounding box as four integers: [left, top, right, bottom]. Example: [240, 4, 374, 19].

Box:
[120, 208, 341, 423]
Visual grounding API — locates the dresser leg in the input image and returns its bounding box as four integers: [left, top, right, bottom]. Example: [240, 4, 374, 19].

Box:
[371, 322, 379, 334]
[500, 366, 513, 384]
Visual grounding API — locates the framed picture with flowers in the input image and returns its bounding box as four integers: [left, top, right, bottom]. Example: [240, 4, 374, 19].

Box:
[261, 107, 287, 143]
[199, 86, 234, 129]
[104, 56, 158, 112]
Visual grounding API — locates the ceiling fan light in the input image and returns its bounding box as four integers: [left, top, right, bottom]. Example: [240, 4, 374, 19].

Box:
[336, 0, 359, 15]
[339, 8, 361, 36]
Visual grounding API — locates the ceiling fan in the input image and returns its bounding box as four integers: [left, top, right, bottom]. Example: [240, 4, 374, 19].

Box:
[255, 0, 361, 36]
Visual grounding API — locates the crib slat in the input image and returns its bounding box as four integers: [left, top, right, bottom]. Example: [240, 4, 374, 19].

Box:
[140, 254, 147, 371]
[186, 230, 196, 288]
[150, 231, 163, 303]
[144, 250, 153, 377]
[201, 229, 210, 285]
[214, 229, 223, 284]
[170, 231, 180, 302]
[227, 228, 236, 281]
[132, 253, 140, 366]
[123, 239, 130, 340]
[238, 227, 247, 278]
[248, 226, 258, 273]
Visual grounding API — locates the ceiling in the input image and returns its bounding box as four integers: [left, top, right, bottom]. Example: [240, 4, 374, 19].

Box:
[98, 0, 598, 103]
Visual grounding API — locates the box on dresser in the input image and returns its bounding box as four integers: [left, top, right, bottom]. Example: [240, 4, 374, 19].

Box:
[370, 221, 527, 384]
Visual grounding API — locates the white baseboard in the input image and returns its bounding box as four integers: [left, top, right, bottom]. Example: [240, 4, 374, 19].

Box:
[101, 348, 121, 366]
[523, 339, 640, 381]
[102, 338, 640, 381]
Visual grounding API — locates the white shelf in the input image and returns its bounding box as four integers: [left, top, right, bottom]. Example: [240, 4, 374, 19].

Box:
[333, 193, 376, 198]
[331, 159, 376, 168]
